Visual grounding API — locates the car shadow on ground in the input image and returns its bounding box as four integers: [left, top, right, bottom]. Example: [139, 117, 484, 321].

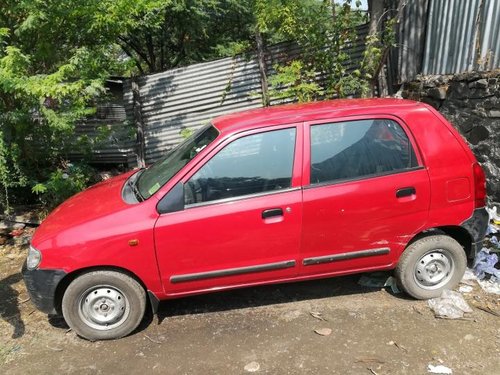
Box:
[153, 272, 410, 325]
[46, 272, 412, 338]
[0, 272, 26, 338]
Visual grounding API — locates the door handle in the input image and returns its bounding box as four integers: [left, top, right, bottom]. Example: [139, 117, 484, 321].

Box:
[396, 187, 416, 198]
[262, 208, 283, 219]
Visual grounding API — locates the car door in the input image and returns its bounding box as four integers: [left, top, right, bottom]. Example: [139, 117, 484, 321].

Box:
[300, 116, 431, 276]
[154, 124, 303, 295]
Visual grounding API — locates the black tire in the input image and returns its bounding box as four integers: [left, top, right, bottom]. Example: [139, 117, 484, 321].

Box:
[395, 235, 466, 300]
[62, 270, 146, 341]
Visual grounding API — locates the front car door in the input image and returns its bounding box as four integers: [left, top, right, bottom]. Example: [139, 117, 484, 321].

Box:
[154, 124, 303, 295]
[300, 116, 431, 276]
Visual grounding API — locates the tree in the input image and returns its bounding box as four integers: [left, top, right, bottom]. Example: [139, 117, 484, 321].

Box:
[0, 0, 257, 212]
[256, 0, 369, 101]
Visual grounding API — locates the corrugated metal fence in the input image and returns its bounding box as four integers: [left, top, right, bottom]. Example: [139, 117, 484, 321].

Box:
[123, 24, 368, 165]
[82, 0, 500, 165]
[398, 0, 500, 81]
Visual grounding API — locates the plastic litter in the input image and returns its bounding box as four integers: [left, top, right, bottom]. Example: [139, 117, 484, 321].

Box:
[487, 224, 498, 235]
[486, 207, 500, 234]
[490, 235, 499, 247]
[461, 268, 476, 281]
[428, 290, 472, 319]
[358, 272, 401, 293]
[473, 248, 500, 280]
[487, 206, 500, 222]
[477, 278, 500, 295]
[458, 285, 473, 293]
[244, 362, 260, 373]
[427, 364, 453, 374]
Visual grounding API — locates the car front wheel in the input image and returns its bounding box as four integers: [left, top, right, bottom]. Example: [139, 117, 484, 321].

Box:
[62, 270, 146, 341]
[395, 235, 467, 299]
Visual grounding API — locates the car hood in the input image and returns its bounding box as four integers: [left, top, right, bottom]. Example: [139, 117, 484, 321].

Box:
[32, 171, 136, 246]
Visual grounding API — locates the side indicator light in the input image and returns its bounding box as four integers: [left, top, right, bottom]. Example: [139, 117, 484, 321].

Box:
[128, 239, 139, 246]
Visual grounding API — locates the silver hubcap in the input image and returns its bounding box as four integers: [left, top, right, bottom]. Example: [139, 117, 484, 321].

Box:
[78, 286, 130, 330]
[414, 250, 454, 290]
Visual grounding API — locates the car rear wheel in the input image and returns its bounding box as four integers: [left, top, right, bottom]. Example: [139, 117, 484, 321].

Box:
[395, 235, 466, 299]
[62, 270, 146, 341]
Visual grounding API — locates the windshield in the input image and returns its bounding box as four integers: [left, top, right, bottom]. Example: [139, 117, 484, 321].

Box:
[136, 125, 219, 199]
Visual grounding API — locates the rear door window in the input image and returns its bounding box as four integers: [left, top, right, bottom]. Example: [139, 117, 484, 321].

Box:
[310, 119, 418, 184]
[185, 128, 296, 205]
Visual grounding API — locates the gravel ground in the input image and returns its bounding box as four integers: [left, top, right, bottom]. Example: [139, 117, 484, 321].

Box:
[1, 243, 499, 375]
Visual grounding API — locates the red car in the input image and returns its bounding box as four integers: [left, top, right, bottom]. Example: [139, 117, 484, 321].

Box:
[23, 99, 488, 340]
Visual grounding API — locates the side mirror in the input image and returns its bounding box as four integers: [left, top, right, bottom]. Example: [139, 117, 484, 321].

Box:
[157, 182, 184, 214]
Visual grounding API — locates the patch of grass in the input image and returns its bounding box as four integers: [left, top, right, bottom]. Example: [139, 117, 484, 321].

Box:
[0, 343, 22, 364]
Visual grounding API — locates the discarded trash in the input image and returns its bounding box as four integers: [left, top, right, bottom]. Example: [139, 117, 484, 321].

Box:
[358, 273, 401, 293]
[244, 362, 260, 373]
[314, 328, 332, 336]
[487, 206, 500, 222]
[310, 311, 327, 321]
[486, 207, 500, 234]
[461, 268, 476, 282]
[427, 364, 453, 374]
[358, 272, 387, 287]
[10, 228, 24, 237]
[487, 224, 498, 235]
[458, 285, 473, 293]
[477, 278, 500, 295]
[490, 236, 499, 247]
[473, 248, 500, 280]
[386, 340, 407, 352]
[428, 290, 472, 319]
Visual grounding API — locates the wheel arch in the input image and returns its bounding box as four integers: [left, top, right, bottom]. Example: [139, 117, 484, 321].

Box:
[54, 265, 153, 316]
[406, 226, 473, 259]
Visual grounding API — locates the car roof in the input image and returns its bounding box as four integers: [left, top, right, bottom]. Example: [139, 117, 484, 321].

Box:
[212, 98, 422, 135]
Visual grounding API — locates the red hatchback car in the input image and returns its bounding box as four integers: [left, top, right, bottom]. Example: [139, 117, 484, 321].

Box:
[23, 99, 488, 340]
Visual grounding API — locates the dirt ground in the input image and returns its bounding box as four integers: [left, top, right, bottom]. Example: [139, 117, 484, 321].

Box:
[1, 242, 499, 375]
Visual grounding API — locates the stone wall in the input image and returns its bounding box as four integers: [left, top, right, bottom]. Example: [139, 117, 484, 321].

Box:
[402, 70, 500, 206]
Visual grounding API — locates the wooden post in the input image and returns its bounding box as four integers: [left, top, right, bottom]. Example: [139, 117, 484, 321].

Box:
[255, 28, 270, 107]
[132, 79, 146, 168]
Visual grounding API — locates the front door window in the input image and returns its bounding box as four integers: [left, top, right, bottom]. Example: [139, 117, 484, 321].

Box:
[185, 128, 296, 205]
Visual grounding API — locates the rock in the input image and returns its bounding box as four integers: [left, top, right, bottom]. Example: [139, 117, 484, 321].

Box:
[244, 362, 260, 372]
[488, 110, 500, 118]
[447, 82, 469, 99]
[467, 126, 490, 145]
[428, 86, 447, 100]
[314, 328, 332, 336]
[468, 78, 488, 89]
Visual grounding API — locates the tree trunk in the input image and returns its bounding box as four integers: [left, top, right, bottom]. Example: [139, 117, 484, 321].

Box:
[368, 0, 385, 36]
[255, 27, 270, 107]
[132, 79, 146, 168]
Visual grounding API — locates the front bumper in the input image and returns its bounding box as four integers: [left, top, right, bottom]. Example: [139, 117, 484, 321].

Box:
[460, 207, 489, 257]
[22, 261, 67, 315]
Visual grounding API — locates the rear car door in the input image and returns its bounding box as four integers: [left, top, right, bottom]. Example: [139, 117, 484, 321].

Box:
[154, 124, 303, 295]
[300, 116, 431, 276]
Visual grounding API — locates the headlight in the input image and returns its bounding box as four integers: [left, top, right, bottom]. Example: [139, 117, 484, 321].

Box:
[27, 245, 42, 270]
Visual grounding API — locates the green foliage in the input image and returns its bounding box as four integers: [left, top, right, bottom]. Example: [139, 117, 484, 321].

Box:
[0, 0, 399, 213]
[269, 60, 323, 103]
[360, 14, 399, 96]
[256, 0, 369, 100]
[180, 128, 194, 139]
[0, 1, 121, 213]
[32, 163, 97, 211]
